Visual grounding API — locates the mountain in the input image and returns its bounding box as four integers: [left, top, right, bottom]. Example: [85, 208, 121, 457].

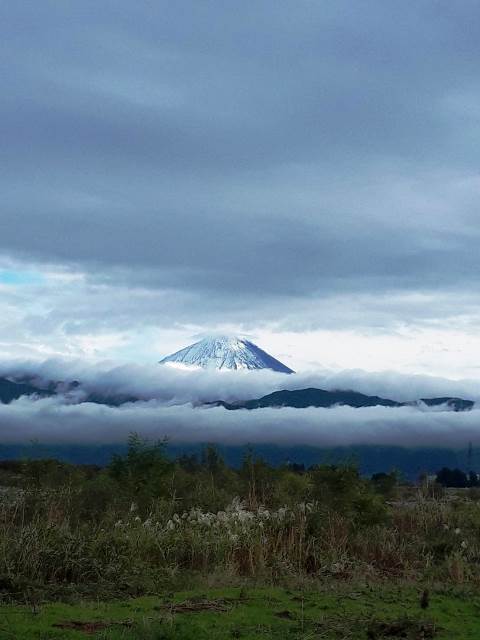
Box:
[417, 397, 474, 412]
[0, 375, 139, 407]
[0, 377, 51, 404]
[1, 370, 473, 414]
[212, 388, 474, 412]
[214, 388, 401, 410]
[159, 335, 294, 373]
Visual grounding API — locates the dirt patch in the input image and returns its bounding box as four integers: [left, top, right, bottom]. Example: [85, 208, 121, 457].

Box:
[159, 599, 231, 614]
[367, 618, 437, 639]
[52, 619, 133, 635]
[274, 610, 296, 620]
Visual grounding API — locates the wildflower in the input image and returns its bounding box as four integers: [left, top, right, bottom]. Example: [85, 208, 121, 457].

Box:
[114, 520, 123, 528]
[461, 540, 468, 549]
[454, 528, 461, 535]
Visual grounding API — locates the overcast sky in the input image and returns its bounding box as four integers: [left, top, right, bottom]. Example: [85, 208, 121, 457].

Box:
[2, 1, 480, 377]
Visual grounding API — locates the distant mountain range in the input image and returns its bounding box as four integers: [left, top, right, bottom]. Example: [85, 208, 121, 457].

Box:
[160, 335, 294, 373]
[0, 376, 474, 413]
[212, 388, 475, 412]
[0, 377, 135, 407]
[0, 377, 51, 404]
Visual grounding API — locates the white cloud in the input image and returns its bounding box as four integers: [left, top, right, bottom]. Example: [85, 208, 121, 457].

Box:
[4, 257, 480, 377]
[1, 395, 480, 449]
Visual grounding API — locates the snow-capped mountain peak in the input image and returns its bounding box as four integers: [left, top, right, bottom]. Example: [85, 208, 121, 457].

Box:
[159, 335, 294, 373]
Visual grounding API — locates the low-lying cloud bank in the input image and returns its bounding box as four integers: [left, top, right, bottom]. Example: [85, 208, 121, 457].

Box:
[2, 358, 480, 406]
[1, 359, 480, 448]
[1, 395, 480, 448]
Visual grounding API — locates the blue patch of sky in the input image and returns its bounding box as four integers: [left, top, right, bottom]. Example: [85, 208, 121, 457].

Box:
[0, 269, 44, 286]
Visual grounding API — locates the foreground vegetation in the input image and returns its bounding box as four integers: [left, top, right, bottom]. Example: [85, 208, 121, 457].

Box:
[1, 436, 480, 637]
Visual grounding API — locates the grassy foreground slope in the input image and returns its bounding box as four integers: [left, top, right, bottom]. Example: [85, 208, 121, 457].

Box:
[2, 585, 480, 639]
[2, 438, 480, 638]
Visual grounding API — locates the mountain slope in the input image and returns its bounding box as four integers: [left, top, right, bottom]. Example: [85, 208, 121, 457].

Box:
[0, 377, 51, 404]
[417, 397, 474, 412]
[160, 335, 294, 373]
[213, 388, 474, 412]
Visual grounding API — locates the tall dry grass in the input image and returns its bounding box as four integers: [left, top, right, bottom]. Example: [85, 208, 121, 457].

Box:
[1, 484, 479, 601]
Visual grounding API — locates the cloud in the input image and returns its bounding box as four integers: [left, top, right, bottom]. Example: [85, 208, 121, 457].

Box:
[2, 3, 480, 371]
[1, 359, 480, 449]
[2, 2, 480, 303]
[4, 358, 480, 407]
[2, 394, 480, 449]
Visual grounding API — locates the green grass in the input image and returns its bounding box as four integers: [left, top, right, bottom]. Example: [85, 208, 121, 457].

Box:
[2, 584, 480, 639]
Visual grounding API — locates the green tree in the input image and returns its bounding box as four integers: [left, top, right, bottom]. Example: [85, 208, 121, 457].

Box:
[108, 433, 173, 509]
[371, 471, 399, 498]
[309, 464, 387, 526]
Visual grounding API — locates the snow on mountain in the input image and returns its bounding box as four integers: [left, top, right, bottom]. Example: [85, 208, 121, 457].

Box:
[159, 335, 294, 373]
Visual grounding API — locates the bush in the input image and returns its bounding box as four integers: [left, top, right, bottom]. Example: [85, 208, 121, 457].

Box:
[309, 464, 388, 526]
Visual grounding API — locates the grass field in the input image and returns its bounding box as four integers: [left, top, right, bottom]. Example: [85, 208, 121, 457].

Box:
[1, 583, 480, 639]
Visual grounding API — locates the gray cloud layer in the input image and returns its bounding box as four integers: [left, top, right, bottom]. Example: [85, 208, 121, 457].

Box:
[3, 1, 480, 331]
[2, 360, 480, 446]
[2, 396, 480, 449]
